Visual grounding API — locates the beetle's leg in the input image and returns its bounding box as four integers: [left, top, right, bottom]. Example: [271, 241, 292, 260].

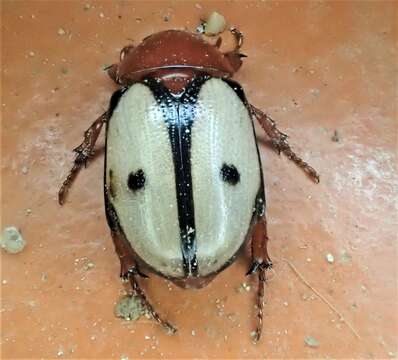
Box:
[128, 276, 177, 334]
[250, 104, 320, 183]
[106, 64, 120, 85]
[105, 197, 177, 334]
[247, 216, 273, 342]
[105, 43, 135, 85]
[120, 43, 134, 61]
[230, 27, 244, 51]
[224, 28, 247, 73]
[113, 228, 177, 334]
[58, 111, 108, 205]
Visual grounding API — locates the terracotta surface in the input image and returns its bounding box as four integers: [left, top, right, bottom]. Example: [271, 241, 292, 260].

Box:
[1, 1, 397, 359]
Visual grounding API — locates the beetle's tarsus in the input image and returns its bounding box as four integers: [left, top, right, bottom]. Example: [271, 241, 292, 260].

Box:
[248, 217, 272, 342]
[251, 104, 320, 183]
[58, 112, 108, 204]
[230, 27, 244, 51]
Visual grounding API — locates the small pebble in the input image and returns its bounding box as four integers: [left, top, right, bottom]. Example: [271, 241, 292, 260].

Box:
[326, 253, 335, 263]
[304, 336, 319, 348]
[57, 28, 66, 36]
[21, 166, 28, 174]
[28, 51, 35, 57]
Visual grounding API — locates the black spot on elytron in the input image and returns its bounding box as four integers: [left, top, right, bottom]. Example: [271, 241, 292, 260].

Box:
[127, 169, 145, 191]
[109, 169, 117, 198]
[221, 164, 240, 185]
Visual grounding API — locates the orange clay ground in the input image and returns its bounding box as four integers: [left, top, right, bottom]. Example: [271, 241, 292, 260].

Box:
[1, 1, 397, 358]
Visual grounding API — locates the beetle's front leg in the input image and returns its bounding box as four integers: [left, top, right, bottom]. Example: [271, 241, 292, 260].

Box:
[247, 216, 273, 342]
[58, 111, 108, 205]
[250, 104, 320, 183]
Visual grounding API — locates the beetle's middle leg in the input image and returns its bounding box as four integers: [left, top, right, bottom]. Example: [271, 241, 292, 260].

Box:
[250, 104, 320, 183]
[58, 111, 109, 205]
[247, 216, 273, 342]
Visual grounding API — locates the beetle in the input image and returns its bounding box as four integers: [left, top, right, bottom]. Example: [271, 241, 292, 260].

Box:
[58, 28, 319, 341]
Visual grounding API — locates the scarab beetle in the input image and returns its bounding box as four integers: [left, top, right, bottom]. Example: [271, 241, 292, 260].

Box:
[59, 28, 319, 341]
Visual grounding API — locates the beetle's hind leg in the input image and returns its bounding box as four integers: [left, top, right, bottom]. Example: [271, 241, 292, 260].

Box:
[250, 104, 320, 183]
[106, 196, 177, 334]
[247, 216, 273, 342]
[127, 275, 177, 334]
[58, 111, 108, 205]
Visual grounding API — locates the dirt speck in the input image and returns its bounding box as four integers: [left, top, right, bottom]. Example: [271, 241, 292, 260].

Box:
[57, 28, 66, 36]
[1, 226, 26, 254]
[326, 253, 335, 263]
[340, 249, 352, 263]
[304, 336, 319, 348]
[331, 130, 340, 142]
[114, 295, 145, 321]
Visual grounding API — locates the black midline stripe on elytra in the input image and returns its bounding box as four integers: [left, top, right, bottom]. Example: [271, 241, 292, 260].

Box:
[142, 75, 210, 277]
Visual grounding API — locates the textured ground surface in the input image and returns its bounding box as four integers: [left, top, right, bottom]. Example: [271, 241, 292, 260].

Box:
[1, 1, 397, 359]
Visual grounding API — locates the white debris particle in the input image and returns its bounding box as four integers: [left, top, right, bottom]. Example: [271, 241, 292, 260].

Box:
[57, 348, 64, 357]
[57, 28, 66, 36]
[204, 12, 226, 36]
[306, 257, 312, 262]
[1, 226, 26, 254]
[326, 253, 335, 263]
[2, 280, 8, 284]
[310, 88, 320, 96]
[99, 12, 105, 18]
[120, 356, 129, 360]
[283, 301, 288, 306]
[28, 51, 35, 57]
[144, 335, 151, 340]
[191, 330, 196, 336]
[304, 336, 319, 348]
[21, 166, 29, 174]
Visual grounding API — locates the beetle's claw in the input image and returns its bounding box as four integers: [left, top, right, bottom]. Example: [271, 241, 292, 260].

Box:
[246, 260, 272, 276]
[121, 266, 149, 280]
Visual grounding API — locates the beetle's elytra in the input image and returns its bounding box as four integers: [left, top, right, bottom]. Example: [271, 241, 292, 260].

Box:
[59, 28, 319, 341]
